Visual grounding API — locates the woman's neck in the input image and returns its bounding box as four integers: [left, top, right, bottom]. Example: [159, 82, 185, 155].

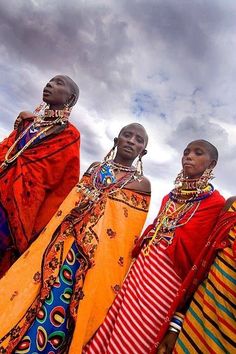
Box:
[113, 157, 133, 168]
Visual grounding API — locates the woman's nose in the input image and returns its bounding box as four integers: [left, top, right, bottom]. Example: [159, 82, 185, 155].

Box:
[186, 153, 193, 160]
[127, 136, 135, 144]
[46, 81, 53, 88]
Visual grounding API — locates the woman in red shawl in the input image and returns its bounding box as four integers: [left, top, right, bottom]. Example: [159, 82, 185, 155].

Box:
[84, 139, 225, 354]
[0, 75, 80, 277]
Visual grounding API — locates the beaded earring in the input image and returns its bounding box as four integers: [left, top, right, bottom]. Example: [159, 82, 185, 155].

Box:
[62, 102, 72, 120]
[196, 168, 214, 189]
[34, 102, 48, 117]
[104, 145, 117, 162]
[135, 154, 143, 177]
[13, 102, 48, 130]
[174, 169, 184, 189]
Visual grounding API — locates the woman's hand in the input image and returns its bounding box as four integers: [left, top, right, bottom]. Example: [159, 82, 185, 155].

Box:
[14, 111, 34, 130]
[157, 331, 179, 354]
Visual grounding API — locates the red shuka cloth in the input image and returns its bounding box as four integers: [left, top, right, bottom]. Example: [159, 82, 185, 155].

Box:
[148, 190, 228, 352]
[0, 120, 80, 276]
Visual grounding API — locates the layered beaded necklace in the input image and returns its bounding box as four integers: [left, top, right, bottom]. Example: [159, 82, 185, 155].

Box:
[77, 160, 137, 203]
[91, 160, 136, 192]
[0, 104, 71, 171]
[143, 176, 214, 256]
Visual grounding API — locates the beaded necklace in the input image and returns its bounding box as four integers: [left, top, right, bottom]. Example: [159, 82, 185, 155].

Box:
[170, 184, 214, 203]
[91, 161, 136, 192]
[77, 161, 137, 204]
[143, 181, 214, 256]
[0, 107, 70, 171]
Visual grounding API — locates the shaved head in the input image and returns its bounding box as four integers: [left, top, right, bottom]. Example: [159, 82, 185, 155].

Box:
[190, 139, 218, 161]
[118, 123, 148, 147]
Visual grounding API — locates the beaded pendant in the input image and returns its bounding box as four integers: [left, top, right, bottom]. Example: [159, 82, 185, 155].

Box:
[97, 163, 116, 186]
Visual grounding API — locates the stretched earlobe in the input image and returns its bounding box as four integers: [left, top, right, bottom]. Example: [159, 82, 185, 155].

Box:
[141, 149, 147, 157]
[209, 160, 217, 169]
[67, 94, 76, 108]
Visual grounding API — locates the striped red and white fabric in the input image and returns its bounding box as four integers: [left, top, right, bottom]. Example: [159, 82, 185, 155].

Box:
[84, 241, 181, 354]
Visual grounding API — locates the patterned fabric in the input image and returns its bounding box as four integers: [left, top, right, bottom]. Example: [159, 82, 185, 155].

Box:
[0, 128, 44, 277]
[174, 204, 236, 354]
[0, 117, 80, 277]
[0, 203, 16, 277]
[0, 203, 11, 256]
[85, 190, 225, 354]
[14, 242, 80, 354]
[84, 241, 181, 354]
[0, 173, 150, 354]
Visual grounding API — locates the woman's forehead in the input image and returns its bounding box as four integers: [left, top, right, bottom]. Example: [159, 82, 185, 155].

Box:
[121, 124, 146, 136]
[50, 75, 67, 83]
[185, 141, 208, 150]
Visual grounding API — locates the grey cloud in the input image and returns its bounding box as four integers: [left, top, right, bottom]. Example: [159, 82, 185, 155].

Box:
[168, 115, 229, 152]
[75, 118, 106, 162]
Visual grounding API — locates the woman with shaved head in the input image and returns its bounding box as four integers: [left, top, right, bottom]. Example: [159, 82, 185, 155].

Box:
[0, 123, 151, 353]
[0, 75, 80, 277]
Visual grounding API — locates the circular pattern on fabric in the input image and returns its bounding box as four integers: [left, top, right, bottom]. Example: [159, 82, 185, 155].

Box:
[48, 331, 65, 349]
[36, 305, 47, 324]
[60, 287, 73, 304]
[66, 247, 76, 265]
[53, 276, 61, 288]
[50, 306, 66, 327]
[60, 265, 73, 285]
[15, 336, 31, 353]
[36, 326, 48, 352]
[45, 290, 54, 305]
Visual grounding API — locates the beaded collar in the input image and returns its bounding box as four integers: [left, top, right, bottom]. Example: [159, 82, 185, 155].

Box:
[142, 181, 215, 256]
[0, 107, 71, 171]
[170, 183, 214, 203]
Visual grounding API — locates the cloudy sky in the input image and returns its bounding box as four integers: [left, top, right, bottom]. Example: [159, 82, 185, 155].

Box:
[0, 0, 235, 222]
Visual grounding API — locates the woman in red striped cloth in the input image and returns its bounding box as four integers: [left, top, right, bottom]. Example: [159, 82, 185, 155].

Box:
[174, 196, 236, 354]
[83, 139, 225, 354]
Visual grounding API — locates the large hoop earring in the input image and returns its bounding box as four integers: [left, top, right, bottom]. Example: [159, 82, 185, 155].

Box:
[63, 102, 72, 119]
[135, 154, 143, 177]
[196, 168, 214, 189]
[104, 145, 116, 162]
[174, 169, 184, 188]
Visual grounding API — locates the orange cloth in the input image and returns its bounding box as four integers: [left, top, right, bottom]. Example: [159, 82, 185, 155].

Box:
[0, 176, 150, 353]
[0, 120, 80, 276]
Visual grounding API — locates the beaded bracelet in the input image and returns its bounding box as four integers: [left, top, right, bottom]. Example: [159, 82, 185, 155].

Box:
[169, 321, 182, 332]
[169, 312, 185, 333]
[168, 326, 179, 334]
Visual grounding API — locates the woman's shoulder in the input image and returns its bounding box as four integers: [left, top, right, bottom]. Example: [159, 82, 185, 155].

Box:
[84, 161, 100, 175]
[67, 122, 80, 137]
[210, 189, 226, 204]
[125, 175, 151, 194]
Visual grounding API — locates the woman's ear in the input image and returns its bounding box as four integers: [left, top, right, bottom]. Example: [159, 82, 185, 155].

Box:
[114, 137, 118, 146]
[140, 149, 147, 158]
[67, 94, 76, 107]
[209, 160, 217, 169]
